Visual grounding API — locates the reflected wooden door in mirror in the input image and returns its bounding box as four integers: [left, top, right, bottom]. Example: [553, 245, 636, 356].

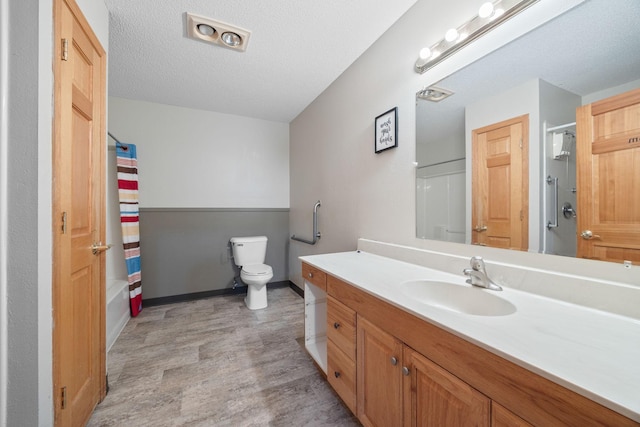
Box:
[472, 115, 529, 250]
[576, 88, 640, 263]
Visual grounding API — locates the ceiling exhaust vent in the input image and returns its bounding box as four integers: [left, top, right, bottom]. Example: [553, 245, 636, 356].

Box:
[186, 12, 251, 52]
[417, 86, 453, 102]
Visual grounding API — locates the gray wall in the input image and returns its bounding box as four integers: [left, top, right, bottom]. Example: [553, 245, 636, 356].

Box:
[539, 80, 581, 257]
[7, 0, 39, 424]
[139, 209, 289, 299]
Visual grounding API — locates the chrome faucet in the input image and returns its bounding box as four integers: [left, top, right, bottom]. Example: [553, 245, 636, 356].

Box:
[463, 256, 502, 291]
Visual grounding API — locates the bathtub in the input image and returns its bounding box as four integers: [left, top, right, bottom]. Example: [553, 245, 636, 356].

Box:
[106, 279, 130, 351]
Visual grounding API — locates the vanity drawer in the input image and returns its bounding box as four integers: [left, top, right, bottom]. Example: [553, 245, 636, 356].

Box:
[327, 296, 356, 360]
[327, 340, 356, 414]
[302, 262, 326, 291]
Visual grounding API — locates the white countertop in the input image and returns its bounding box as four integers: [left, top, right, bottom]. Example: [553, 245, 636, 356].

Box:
[300, 250, 640, 422]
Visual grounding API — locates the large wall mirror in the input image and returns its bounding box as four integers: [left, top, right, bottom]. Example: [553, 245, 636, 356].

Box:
[416, 0, 640, 263]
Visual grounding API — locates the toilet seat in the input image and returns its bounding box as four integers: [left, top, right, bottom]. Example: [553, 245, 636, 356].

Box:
[241, 264, 273, 276]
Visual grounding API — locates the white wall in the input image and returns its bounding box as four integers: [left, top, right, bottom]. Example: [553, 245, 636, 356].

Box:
[108, 97, 290, 208]
[288, 0, 586, 285]
[583, 78, 640, 105]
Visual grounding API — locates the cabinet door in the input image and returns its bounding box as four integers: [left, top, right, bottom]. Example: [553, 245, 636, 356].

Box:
[492, 403, 533, 427]
[357, 316, 404, 427]
[404, 347, 490, 427]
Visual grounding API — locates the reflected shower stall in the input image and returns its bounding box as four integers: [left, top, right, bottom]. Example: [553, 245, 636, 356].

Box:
[543, 123, 577, 257]
[416, 159, 466, 243]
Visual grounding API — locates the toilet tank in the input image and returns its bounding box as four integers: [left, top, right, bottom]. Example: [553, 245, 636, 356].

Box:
[230, 236, 268, 266]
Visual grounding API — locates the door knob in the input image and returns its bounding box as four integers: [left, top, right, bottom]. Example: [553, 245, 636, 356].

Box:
[473, 225, 487, 232]
[91, 242, 112, 255]
[580, 230, 601, 240]
[390, 357, 398, 366]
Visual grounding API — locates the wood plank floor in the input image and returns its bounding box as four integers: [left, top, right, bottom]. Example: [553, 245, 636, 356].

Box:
[88, 287, 360, 426]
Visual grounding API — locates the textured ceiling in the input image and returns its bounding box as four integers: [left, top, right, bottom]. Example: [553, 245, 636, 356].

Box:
[104, 0, 418, 123]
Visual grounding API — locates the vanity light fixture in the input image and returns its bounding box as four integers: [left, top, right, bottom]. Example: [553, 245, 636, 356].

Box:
[417, 86, 454, 102]
[415, 0, 538, 74]
[186, 12, 251, 52]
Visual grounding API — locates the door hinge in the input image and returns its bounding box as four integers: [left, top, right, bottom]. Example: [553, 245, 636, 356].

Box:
[520, 210, 524, 220]
[61, 386, 67, 409]
[61, 211, 68, 234]
[519, 138, 523, 149]
[61, 38, 69, 61]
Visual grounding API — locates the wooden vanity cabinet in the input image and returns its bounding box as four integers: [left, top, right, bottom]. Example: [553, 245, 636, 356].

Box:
[315, 268, 638, 427]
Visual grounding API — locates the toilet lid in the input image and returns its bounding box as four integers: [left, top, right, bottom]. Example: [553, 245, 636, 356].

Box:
[242, 264, 273, 276]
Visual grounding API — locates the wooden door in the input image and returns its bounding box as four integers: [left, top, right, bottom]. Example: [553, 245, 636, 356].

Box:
[403, 347, 490, 427]
[576, 88, 640, 262]
[53, 0, 107, 425]
[357, 316, 404, 427]
[472, 115, 529, 250]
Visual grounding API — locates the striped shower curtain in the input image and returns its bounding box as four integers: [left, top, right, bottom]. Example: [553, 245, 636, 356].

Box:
[116, 143, 143, 317]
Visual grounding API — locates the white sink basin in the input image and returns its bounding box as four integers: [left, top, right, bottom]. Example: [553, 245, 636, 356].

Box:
[400, 280, 516, 316]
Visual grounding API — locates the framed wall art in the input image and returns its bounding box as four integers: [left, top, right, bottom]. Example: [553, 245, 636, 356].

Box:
[375, 107, 398, 153]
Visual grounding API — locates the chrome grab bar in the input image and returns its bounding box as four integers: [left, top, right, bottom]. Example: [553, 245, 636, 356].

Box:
[291, 200, 321, 245]
[547, 175, 558, 229]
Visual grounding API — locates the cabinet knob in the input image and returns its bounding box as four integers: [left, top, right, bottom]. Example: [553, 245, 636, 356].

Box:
[402, 366, 410, 376]
[390, 357, 398, 366]
[334, 371, 341, 378]
[333, 322, 340, 329]
[308, 272, 313, 278]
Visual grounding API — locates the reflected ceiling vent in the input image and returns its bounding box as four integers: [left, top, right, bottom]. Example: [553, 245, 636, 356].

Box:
[417, 86, 454, 102]
[186, 12, 251, 52]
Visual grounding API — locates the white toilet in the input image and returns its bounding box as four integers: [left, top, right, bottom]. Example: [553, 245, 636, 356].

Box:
[230, 236, 273, 310]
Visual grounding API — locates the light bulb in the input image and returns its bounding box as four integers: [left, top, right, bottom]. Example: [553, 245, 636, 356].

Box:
[492, 8, 505, 20]
[197, 24, 215, 37]
[419, 47, 432, 60]
[478, 2, 494, 18]
[221, 32, 241, 47]
[445, 28, 459, 42]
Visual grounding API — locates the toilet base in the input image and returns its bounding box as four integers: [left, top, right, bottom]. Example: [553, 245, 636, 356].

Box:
[245, 284, 268, 310]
